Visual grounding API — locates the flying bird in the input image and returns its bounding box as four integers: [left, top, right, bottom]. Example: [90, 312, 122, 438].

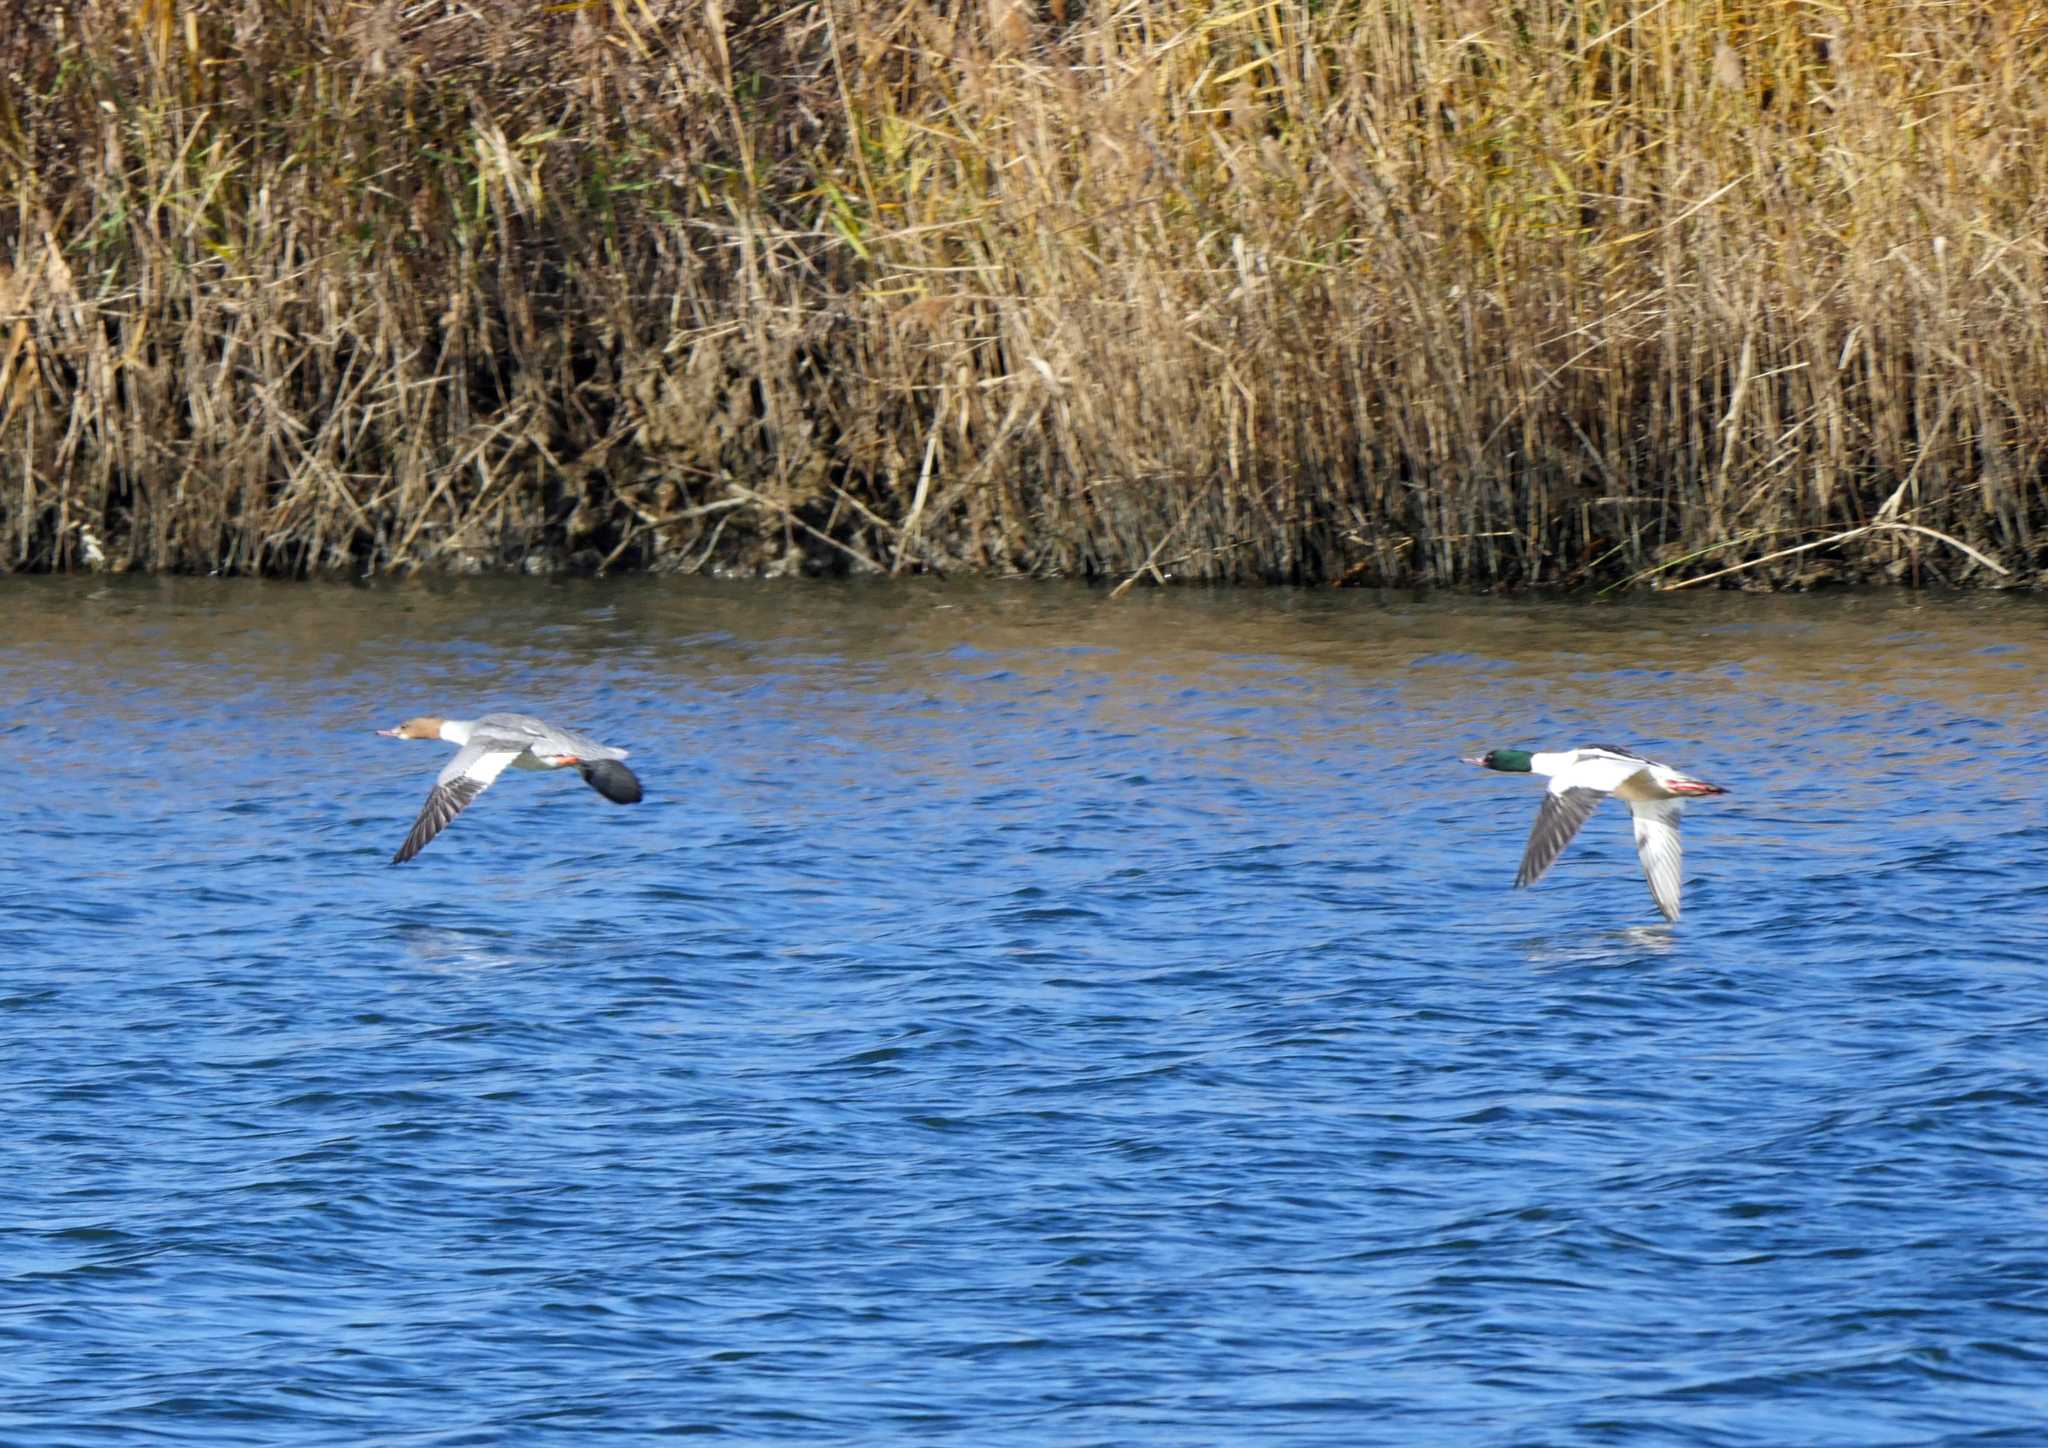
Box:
[1463, 744, 1725, 921]
[378, 713, 643, 863]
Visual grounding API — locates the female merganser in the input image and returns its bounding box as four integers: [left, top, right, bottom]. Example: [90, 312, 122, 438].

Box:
[1462, 745, 1726, 922]
[378, 713, 643, 864]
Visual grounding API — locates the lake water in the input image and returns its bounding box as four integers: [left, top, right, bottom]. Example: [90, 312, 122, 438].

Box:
[4, 576, 2047, 1445]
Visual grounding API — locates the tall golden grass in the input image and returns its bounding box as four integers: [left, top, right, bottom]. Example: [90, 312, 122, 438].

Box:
[1, 0, 2044, 586]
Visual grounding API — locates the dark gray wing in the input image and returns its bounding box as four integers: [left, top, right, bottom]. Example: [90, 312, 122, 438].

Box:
[1515, 785, 1608, 887]
[391, 745, 520, 864]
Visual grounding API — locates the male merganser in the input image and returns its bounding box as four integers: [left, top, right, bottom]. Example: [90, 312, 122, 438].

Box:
[378, 713, 643, 864]
[1462, 745, 1726, 922]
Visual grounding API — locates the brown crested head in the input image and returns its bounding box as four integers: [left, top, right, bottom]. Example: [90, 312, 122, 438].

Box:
[378, 715, 445, 740]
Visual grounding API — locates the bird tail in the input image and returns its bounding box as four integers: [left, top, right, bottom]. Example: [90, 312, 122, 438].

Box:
[577, 758, 644, 804]
[1667, 778, 1727, 796]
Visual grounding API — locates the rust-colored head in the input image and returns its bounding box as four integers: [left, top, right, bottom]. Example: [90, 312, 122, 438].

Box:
[377, 716, 446, 740]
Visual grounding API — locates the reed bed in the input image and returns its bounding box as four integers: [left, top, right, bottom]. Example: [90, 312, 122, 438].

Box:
[2, 0, 2045, 587]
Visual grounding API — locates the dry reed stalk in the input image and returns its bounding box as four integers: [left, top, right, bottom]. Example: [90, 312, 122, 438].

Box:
[0, 1, 2040, 587]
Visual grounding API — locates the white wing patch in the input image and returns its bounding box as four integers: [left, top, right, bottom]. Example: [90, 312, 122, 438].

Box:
[1629, 798, 1686, 922]
[1557, 752, 1654, 795]
[437, 743, 522, 792]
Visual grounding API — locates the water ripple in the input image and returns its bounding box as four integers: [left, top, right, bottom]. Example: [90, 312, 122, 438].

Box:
[2, 580, 2047, 1444]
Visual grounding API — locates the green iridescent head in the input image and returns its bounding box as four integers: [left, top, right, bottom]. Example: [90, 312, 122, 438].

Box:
[1466, 748, 1534, 772]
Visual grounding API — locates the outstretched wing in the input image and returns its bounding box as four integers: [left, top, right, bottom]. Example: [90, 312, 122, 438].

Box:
[1516, 783, 1608, 887]
[1514, 751, 1666, 889]
[392, 745, 521, 864]
[1629, 797, 1686, 922]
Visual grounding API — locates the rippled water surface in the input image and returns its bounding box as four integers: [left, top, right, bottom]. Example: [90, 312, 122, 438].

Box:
[5, 577, 2047, 1445]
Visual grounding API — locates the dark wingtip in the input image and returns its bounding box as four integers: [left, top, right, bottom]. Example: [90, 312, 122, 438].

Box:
[579, 759, 643, 805]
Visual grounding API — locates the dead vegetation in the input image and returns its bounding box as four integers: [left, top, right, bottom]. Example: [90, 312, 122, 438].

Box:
[1, 0, 2045, 588]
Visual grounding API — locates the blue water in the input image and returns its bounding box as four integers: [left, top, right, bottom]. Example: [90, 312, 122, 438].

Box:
[5, 577, 2048, 1445]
